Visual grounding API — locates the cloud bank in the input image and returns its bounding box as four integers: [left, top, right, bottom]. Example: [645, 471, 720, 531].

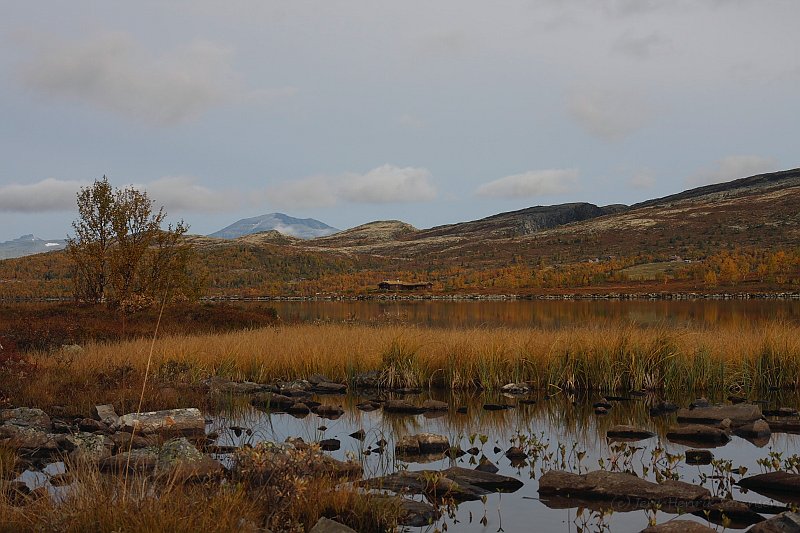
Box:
[567, 89, 653, 141]
[17, 32, 243, 125]
[0, 178, 86, 212]
[268, 165, 437, 209]
[0, 176, 246, 213]
[686, 155, 778, 186]
[476, 169, 579, 199]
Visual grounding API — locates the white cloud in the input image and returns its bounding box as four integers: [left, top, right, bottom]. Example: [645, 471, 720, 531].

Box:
[567, 89, 653, 141]
[267, 165, 437, 209]
[0, 178, 85, 212]
[339, 165, 436, 204]
[0, 176, 247, 213]
[15, 32, 269, 125]
[686, 155, 778, 186]
[131, 176, 244, 212]
[629, 169, 657, 189]
[266, 175, 338, 210]
[476, 169, 579, 198]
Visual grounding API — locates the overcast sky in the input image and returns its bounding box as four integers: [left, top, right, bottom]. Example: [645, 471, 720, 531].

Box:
[1, 1, 798, 241]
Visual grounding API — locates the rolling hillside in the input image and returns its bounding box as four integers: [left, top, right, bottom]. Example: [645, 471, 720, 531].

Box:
[1, 168, 798, 298]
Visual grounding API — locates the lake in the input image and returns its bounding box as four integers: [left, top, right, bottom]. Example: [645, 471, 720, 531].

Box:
[213, 388, 800, 532]
[270, 299, 800, 329]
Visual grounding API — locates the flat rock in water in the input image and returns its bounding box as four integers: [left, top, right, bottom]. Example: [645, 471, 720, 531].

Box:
[355, 401, 380, 412]
[364, 467, 522, 501]
[396, 433, 450, 455]
[650, 401, 679, 416]
[538, 470, 710, 503]
[739, 472, 800, 495]
[771, 419, 800, 434]
[383, 400, 425, 415]
[421, 399, 448, 411]
[501, 383, 530, 394]
[286, 402, 311, 415]
[763, 408, 799, 417]
[505, 446, 526, 460]
[313, 405, 345, 419]
[442, 466, 524, 492]
[113, 408, 205, 438]
[641, 521, 717, 532]
[607, 425, 656, 441]
[396, 498, 440, 527]
[349, 429, 366, 441]
[676, 404, 762, 426]
[685, 449, 713, 465]
[734, 419, 771, 438]
[312, 382, 347, 394]
[476, 456, 499, 474]
[483, 403, 511, 411]
[308, 517, 356, 533]
[666, 425, 731, 447]
[319, 438, 340, 451]
[748, 511, 800, 533]
[250, 393, 295, 410]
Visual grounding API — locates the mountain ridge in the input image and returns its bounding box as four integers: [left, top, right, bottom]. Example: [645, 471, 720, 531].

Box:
[0, 234, 67, 260]
[209, 213, 339, 240]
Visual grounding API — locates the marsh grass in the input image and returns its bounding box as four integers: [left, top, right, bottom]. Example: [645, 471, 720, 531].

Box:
[7, 321, 800, 411]
[0, 447, 400, 533]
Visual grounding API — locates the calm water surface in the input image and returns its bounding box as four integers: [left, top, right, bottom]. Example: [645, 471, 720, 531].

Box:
[270, 300, 800, 329]
[213, 390, 800, 533]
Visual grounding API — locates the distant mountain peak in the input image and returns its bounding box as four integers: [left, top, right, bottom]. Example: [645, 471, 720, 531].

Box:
[1, 235, 67, 260]
[209, 213, 340, 240]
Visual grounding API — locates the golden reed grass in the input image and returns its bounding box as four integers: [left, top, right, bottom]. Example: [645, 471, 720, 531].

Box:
[17, 321, 800, 408]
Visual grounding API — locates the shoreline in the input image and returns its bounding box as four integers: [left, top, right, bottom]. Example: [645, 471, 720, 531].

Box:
[3, 290, 800, 304]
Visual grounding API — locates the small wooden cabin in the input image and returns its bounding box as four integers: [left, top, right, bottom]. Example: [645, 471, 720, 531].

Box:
[378, 280, 432, 291]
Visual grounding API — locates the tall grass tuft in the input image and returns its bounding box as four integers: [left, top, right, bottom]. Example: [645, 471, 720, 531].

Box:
[8, 321, 800, 410]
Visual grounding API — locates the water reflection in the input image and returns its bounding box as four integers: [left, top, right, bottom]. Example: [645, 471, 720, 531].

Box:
[211, 390, 800, 532]
[270, 300, 800, 329]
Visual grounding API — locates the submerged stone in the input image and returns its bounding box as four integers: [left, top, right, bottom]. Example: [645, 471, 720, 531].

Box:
[538, 470, 710, 503]
[676, 404, 762, 426]
[319, 438, 340, 451]
[607, 425, 655, 441]
[685, 449, 713, 465]
[314, 405, 345, 419]
[734, 419, 771, 439]
[748, 511, 800, 533]
[641, 521, 717, 533]
[738, 472, 800, 496]
[383, 400, 425, 414]
[666, 425, 731, 447]
[476, 456, 499, 474]
[395, 433, 450, 455]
